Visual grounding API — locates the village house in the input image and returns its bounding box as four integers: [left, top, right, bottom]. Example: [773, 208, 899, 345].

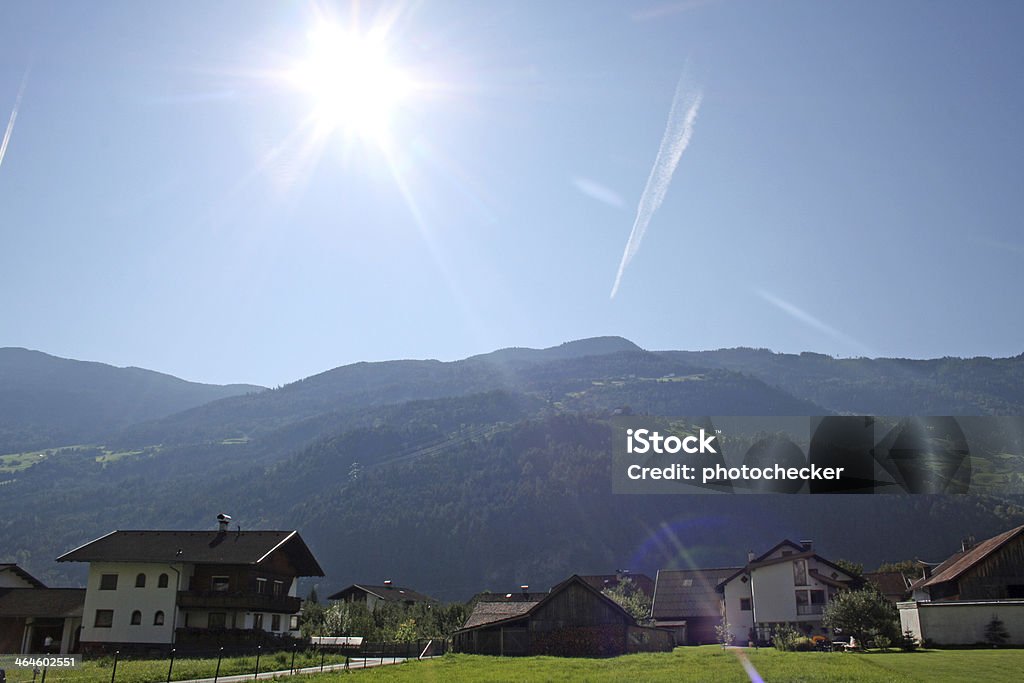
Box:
[453, 575, 673, 657]
[56, 514, 324, 654]
[327, 581, 436, 610]
[717, 540, 857, 644]
[0, 564, 84, 654]
[900, 524, 1024, 646]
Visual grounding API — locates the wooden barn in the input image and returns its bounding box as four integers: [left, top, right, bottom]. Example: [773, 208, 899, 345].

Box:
[910, 523, 1024, 601]
[452, 575, 673, 657]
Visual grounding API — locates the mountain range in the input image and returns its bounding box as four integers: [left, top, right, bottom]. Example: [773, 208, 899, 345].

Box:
[1, 338, 1022, 601]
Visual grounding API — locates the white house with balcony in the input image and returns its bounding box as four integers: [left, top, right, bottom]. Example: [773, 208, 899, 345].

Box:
[56, 514, 324, 654]
[717, 540, 856, 644]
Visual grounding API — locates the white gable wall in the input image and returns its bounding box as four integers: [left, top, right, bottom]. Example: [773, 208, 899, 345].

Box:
[80, 562, 184, 645]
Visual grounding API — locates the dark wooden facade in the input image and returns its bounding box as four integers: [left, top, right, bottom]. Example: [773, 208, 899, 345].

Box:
[453, 576, 673, 657]
[940, 533, 1024, 601]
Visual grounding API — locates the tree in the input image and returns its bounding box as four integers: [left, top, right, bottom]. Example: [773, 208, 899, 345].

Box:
[714, 618, 734, 646]
[601, 577, 652, 625]
[834, 559, 863, 578]
[822, 588, 899, 650]
[984, 615, 1010, 647]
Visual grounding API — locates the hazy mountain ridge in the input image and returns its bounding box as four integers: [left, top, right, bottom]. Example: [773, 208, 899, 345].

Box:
[0, 348, 263, 454]
[3, 339, 1024, 595]
[661, 348, 1024, 415]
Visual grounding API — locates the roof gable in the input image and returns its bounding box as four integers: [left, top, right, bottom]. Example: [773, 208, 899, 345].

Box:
[0, 564, 47, 589]
[328, 584, 436, 603]
[457, 575, 636, 633]
[57, 530, 324, 576]
[921, 524, 1024, 589]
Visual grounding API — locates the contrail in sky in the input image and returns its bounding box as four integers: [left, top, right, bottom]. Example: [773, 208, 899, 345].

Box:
[611, 77, 702, 298]
[0, 66, 31, 172]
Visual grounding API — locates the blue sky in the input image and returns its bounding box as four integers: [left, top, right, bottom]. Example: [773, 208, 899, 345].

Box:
[2, 1, 1023, 386]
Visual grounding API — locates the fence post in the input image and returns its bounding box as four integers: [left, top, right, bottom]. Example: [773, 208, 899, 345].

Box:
[40, 667, 46, 683]
[110, 650, 119, 683]
[253, 645, 261, 681]
[166, 648, 176, 683]
[214, 647, 223, 683]
[290, 643, 297, 673]
[320, 647, 325, 672]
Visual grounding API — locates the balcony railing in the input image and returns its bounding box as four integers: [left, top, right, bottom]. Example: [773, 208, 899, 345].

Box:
[177, 591, 301, 613]
[796, 604, 825, 616]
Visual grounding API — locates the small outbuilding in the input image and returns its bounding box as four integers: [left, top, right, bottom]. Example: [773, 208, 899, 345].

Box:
[452, 575, 673, 657]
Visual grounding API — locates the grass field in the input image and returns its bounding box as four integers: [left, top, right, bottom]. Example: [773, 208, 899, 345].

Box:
[0, 650, 351, 683]
[4, 646, 1023, 682]
[303, 646, 1024, 683]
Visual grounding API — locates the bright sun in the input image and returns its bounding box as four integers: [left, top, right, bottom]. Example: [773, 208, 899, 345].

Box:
[288, 24, 414, 144]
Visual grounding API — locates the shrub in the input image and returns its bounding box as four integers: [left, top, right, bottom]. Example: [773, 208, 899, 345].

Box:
[793, 637, 815, 651]
[899, 629, 919, 652]
[771, 624, 802, 651]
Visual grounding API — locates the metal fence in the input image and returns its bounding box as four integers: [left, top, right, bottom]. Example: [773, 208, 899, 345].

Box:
[0, 639, 448, 683]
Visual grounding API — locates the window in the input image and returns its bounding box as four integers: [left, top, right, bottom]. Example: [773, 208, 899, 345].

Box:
[154, 611, 165, 626]
[289, 615, 299, 630]
[796, 589, 826, 615]
[130, 610, 142, 625]
[793, 559, 808, 586]
[211, 576, 230, 592]
[271, 614, 281, 631]
[253, 613, 264, 630]
[135, 573, 146, 588]
[256, 578, 267, 594]
[94, 609, 114, 627]
[273, 580, 284, 597]
[99, 574, 118, 590]
[740, 598, 752, 611]
[158, 573, 169, 588]
[208, 612, 227, 629]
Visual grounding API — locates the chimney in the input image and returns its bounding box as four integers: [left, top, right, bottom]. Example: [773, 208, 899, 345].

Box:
[520, 584, 529, 599]
[384, 579, 393, 587]
[747, 551, 755, 563]
[217, 513, 232, 532]
[961, 537, 974, 553]
[800, 539, 813, 552]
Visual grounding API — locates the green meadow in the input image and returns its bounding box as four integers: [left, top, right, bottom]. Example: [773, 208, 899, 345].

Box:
[307, 647, 1024, 683]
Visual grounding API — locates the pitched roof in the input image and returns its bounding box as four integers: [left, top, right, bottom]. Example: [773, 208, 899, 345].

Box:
[328, 584, 436, 603]
[457, 575, 636, 633]
[717, 540, 855, 588]
[580, 573, 655, 599]
[0, 564, 47, 589]
[916, 524, 1024, 589]
[864, 571, 911, 601]
[0, 588, 85, 618]
[57, 530, 324, 576]
[652, 568, 740, 619]
[462, 598, 540, 628]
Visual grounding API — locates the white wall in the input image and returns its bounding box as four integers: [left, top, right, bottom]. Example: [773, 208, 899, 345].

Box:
[80, 562, 183, 645]
[723, 552, 850, 643]
[899, 600, 1024, 646]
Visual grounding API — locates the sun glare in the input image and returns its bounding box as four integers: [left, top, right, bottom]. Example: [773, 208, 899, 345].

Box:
[287, 24, 413, 144]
